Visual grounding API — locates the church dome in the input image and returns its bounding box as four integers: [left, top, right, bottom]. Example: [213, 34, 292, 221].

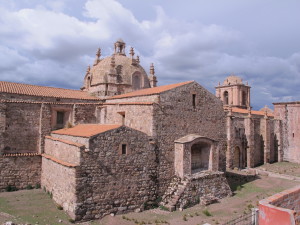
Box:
[89, 54, 149, 87]
[223, 75, 243, 85]
[82, 40, 156, 97]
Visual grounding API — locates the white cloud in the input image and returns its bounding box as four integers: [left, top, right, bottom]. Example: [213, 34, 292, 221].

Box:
[0, 0, 299, 110]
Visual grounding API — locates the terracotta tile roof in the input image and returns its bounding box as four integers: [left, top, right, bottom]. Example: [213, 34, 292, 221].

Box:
[0, 99, 102, 105]
[45, 136, 85, 148]
[109, 81, 194, 99]
[52, 124, 121, 137]
[0, 81, 99, 100]
[231, 107, 274, 117]
[42, 153, 77, 167]
[103, 102, 154, 105]
[1, 153, 40, 157]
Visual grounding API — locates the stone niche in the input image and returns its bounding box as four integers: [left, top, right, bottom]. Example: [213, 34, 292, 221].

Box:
[174, 134, 219, 178]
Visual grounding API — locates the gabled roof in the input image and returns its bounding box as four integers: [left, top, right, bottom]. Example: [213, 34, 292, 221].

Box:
[0, 81, 99, 100]
[109, 81, 194, 99]
[52, 124, 121, 137]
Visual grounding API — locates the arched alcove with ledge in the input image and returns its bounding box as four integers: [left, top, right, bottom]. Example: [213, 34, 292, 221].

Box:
[174, 134, 219, 178]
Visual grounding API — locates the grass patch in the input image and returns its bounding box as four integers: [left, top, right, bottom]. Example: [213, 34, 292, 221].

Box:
[0, 189, 73, 225]
[202, 209, 212, 217]
[234, 183, 264, 198]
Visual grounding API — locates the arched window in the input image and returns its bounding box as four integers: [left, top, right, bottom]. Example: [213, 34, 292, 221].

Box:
[242, 91, 247, 106]
[87, 77, 91, 88]
[223, 91, 229, 105]
[132, 72, 141, 90]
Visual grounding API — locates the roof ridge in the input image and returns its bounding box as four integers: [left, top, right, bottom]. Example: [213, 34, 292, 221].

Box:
[109, 80, 194, 100]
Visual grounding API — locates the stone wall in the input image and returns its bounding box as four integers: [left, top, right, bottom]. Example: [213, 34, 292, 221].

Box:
[102, 103, 154, 136]
[253, 119, 264, 166]
[0, 100, 100, 155]
[153, 82, 227, 195]
[3, 102, 41, 153]
[176, 172, 232, 209]
[106, 95, 159, 104]
[75, 126, 157, 221]
[0, 155, 41, 191]
[44, 137, 83, 165]
[74, 104, 98, 124]
[259, 185, 300, 225]
[41, 157, 77, 219]
[274, 102, 300, 163]
[226, 115, 247, 169]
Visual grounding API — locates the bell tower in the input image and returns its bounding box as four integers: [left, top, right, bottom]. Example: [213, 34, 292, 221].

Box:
[215, 75, 251, 109]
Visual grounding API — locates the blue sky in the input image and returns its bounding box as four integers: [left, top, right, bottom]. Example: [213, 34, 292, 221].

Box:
[0, 0, 300, 109]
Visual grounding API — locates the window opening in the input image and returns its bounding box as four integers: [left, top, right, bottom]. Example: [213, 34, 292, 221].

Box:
[192, 94, 196, 108]
[223, 91, 229, 105]
[56, 111, 64, 125]
[122, 144, 127, 154]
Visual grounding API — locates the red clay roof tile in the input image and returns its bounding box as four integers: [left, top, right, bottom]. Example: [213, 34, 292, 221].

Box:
[109, 81, 194, 99]
[0, 81, 99, 100]
[231, 107, 274, 117]
[52, 124, 121, 137]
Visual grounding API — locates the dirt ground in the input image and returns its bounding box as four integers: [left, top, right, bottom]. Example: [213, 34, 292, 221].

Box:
[258, 161, 300, 177]
[0, 169, 299, 225]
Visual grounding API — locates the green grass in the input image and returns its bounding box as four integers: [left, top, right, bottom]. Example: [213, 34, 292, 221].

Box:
[202, 209, 212, 217]
[234, 182, 264, 198]
[0, 189, 73, 225]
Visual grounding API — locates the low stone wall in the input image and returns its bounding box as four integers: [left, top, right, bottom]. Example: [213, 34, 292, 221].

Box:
[0, 155, 41, 191]
[259, 185, 300, 225]
[225, 170, 257, 185]
[177, 172, 232, 209]
[41, 157, 77, 219]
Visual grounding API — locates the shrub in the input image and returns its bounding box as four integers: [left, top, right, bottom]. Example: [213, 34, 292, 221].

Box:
[159, 205, 169, 211]
[6, 185, 17, 192]
[236, 185, 242, 191]
[202, 209, 212, 217]
[35, 183, 41, 189]
[68, 218, 75, 223]
[57, 205, 63, 210]
[26, 184, 33, 190]
[183, 215, 187, 221]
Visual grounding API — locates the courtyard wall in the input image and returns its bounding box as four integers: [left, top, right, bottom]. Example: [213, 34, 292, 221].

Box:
[0, 155, 41, 191]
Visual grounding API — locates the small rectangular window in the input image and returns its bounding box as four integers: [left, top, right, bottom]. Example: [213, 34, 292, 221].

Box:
[56, 111, 64, 125]
[192, 94, 196, 108]
[122, 144, 127, 154]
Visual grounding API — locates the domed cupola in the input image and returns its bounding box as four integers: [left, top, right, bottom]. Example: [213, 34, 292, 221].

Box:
[82, 39, 157, 98]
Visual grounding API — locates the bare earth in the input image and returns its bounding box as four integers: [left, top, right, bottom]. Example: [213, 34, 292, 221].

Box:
[0, 166, 299, 225]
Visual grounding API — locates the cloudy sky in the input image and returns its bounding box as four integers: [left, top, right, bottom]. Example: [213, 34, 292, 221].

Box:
[1, 0, 300, 109]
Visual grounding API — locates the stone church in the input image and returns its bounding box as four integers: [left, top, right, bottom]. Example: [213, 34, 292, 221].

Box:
[0, 39, 299, 221]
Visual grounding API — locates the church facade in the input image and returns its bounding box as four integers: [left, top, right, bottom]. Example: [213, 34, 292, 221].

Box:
[0, 40, 299, 221]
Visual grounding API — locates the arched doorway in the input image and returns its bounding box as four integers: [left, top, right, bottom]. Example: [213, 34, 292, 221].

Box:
[271, 134, 279, 163]
[233, 146, 240, 168]
[191, 142, 210, 173]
